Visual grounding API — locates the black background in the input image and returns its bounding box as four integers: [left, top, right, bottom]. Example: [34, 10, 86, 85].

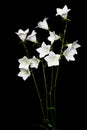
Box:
[1, 0, 87, 130]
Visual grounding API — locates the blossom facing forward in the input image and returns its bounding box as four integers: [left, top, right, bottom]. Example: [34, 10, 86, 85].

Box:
[15, 29, 29, 41]
[44, 51, 60, 67]
[18, 56, 31, 70]
[36, 42, 51, 58]
[63, 40, 81, 61]
[36, 18, 49, 30]
[27, 30, 37, 43]
[56, 5, 71, 19]
[18, 68, 30, 80]
[30, 56, 40, 69]
[47, 31, 60, 44]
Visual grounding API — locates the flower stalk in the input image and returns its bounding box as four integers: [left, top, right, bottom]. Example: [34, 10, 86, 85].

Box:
[32, 72, 45, 119]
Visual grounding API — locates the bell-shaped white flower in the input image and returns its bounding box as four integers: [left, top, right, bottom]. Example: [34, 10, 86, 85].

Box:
[44, 51, 60, 67]
[47, 31, 60, 44]
[27, 30, 37, 43]
[56, 5, 71, 19]
[63, 40, 81, 61]
[18, 68, 30, 81]
[18, 56, 31, 70]
[63, 48, 77, 61]
[36, 42, 51, 58]
[15, 29, 29, 41]
[30, 56, 40, 69]
[36, 18, 49, 30]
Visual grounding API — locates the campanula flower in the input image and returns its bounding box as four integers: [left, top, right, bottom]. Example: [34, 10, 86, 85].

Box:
[44, 51, 60, 67]
[36, 42, 51, 58]
[18, 68, 30, 80]
[47, 31, 60, 44]
[56, 5, 71, 19]
[18, 56, 31, 70]
[36, 18, 49, 30]
[30, 56, 40, 69]
[63, 40, 81, 61]
[15, 29, 29, 41]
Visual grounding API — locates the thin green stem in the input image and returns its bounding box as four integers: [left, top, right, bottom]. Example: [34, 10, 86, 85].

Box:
[53, 20, 68, 130]
[53, 66, 59, 130]
[60, 20, 67, 56]
[32, 72, 45, 119]
[22, 42, 29, 57]
[49, 67, 54, 128]
[42, 63, 48, 121]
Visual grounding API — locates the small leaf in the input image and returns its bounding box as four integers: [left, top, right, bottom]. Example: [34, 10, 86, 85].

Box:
[48, 123, 52, 127]
[48, 107, 56, 110]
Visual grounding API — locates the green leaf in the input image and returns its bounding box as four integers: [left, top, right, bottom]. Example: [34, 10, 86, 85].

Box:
[48, 107, 56, 110]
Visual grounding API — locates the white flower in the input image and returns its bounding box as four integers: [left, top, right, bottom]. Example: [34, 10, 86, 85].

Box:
[36, 42, 51, 58]
[30, 56, 40, 69]
[27, 30, 37, 43]
[18, 68, 30, 81]
[63, 48, 77, 61]
[18, 56, 31, 70]
[63, 40, 81, 61]
[47, 31, 60, 44]
[15, 29, 29, 41]
[56, 5, 71, 19]
[36, 18, 49, 30]
[44, 51, 60, 67]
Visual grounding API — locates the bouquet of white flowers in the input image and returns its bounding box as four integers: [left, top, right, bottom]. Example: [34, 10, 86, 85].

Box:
[15, 5, 81, 130]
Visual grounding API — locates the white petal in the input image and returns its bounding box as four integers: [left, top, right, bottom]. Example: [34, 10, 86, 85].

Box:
[27, 30, 37, 42]
[64, 5, 71, 13]
[25, 29, 29, 34]
[72, 40, 81, 48]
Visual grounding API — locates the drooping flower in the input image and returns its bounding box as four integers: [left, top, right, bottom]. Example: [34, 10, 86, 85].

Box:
[30, 56, 40, 69]
[27, 30, 37, 43]
[56, 5, 71, 19]
[63, 40, 81, 61]
[36, 18, 49, 30]
[36, 42, 51, 58]
[18, 68, 30, 80]
[44, 51, 60, 67]
[18, 56, 31, 70]
[47, 31, 60, 44]
[15, 29, 29, 41]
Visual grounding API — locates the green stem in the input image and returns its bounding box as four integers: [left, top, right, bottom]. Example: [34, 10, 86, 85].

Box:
[60, 20, 67, 57]
[53, 66, 59, 130]
[53, 20, 68, 130]
[42, 63, 48, 123]
[22, 42, 29, 57]
[49, 67, 54, 128]
[32, 72, 45, 119]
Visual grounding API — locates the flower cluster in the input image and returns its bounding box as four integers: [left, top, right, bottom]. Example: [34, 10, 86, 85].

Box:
[18, 56, 40, 80]
[16, 5, 81, 80]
